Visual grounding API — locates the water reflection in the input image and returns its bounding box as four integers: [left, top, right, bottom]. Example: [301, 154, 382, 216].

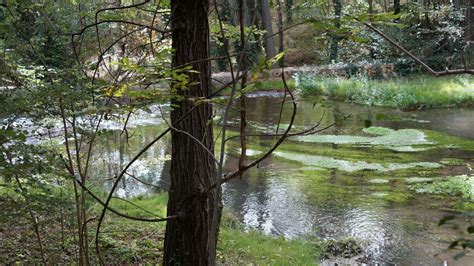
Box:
[90, 93, 474, 264]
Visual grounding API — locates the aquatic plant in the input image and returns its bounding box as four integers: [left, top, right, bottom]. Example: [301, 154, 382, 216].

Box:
[274, 151, 441, 172]
[295, 127, 434, 151]
[409, 175, 473, 200]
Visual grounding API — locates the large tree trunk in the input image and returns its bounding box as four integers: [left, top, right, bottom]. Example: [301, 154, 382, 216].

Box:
[163, 0, 221, 264]
[260, 0, 277, 60]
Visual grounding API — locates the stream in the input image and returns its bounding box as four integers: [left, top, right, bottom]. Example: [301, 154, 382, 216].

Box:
[91, 92, 474, 265]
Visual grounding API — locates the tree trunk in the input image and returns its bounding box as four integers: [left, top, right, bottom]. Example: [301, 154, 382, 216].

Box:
[276, 0, 285, 66]
[163, 0, 221, 264]
[394, 0, 401, 14]
[329, 0, 342, 63]
[285, 0, 294, 24]
[467, 0, 474, 42]
[260, 0, 277, 60]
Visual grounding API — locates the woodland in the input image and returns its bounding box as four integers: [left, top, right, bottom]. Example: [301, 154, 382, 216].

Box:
[1, 0, 474, 265]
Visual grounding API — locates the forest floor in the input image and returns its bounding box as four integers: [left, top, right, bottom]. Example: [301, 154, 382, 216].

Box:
[0, 191, 321, 264]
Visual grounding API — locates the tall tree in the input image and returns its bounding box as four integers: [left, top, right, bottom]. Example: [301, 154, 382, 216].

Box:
[276, 0, 285, 66]
[467, 0, 473, 42]
[163, 0, 221, 264]
[394, 0, 401, 14]
[285, 0, 294, 24]
[328, 0, 342, 62]
[260, 0, 277, 60]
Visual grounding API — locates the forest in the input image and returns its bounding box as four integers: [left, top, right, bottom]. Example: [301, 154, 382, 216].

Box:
[1, 0, 473, 264]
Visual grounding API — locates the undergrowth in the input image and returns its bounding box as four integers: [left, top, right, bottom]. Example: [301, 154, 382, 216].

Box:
[294, 74, 474, 109]
[0, 188, 320, 264]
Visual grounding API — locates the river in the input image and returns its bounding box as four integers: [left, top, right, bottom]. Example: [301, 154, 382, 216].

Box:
[92, 92, 474, 265]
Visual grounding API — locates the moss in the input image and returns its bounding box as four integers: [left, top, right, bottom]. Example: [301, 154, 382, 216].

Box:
[369, 178, 390, 184]
[274, 151, 441, 172]
[405, 177, 434, 184]
[296, 128, 433, 148]
[440, 158, 465, 166]
[278, 140, 422, 164]
[387, 146, 432, 152]
[379, 191, 413, 204]
[362, 126, 394, 136]
[424, 130, 474, 152]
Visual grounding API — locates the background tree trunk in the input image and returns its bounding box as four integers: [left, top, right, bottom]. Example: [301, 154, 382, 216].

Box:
[467, 0, 473, 42]
[276, 0, 285, 66]
[285, 0, 294, 24]
[163, 0, 221, 264]
[328, 0, 342, 63]
[394, 0, 401, 14]
[260, 0, 277, 60]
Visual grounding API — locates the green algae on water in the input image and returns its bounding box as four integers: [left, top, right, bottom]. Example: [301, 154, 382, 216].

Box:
[295, 127, 434, 151]
[274, 151, 441, 172]
[368, 179, 390, 184]
[362, 126, 394, 136]
[440, 158, 465, 166]
[405, 177, 434, 184]
[409, 175, 473, 200]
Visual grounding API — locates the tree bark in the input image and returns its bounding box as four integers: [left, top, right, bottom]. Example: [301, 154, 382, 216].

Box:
[285, 0, 294, 24]
[394, 0, 401, 14]
[163, 0, 221, 264]
[260, 0, 277, 60]
[329, 0, 342, 63]
[276, 0, 285, 66]
[467, 0, 474, 42]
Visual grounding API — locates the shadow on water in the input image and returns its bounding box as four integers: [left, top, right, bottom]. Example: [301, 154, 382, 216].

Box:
[91, 93, 474, 264]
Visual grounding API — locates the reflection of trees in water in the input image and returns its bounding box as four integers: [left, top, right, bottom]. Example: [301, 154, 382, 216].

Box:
[223, 155, 274, 233]
[91, 125, 172, 196]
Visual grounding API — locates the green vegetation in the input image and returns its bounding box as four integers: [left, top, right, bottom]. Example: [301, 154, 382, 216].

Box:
[424, 130, 474, 152]
[295, 74, 474, 109]
[409, 175, 473, 200]
[1, 189, 321, 264]
[219, 227, 319, 264]
[1, 0, 473, 263]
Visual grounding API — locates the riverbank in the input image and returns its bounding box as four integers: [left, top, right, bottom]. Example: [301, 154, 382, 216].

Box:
[217, 74, 474, 109]
[295, 74, 474, 109]
[0, 189, 321, 264]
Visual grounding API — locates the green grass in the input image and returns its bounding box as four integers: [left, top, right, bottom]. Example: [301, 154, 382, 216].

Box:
[218, 228, 319, 265]
[1, 186, 320, 264]
[295, 74, 474, 109]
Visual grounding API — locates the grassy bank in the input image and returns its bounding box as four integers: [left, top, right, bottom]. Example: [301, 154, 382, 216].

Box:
[294, 74, 474, 109]
[0, 188, 320, 264]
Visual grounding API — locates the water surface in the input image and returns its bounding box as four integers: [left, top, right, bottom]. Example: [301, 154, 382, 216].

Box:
[91, 93, 474, 265]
